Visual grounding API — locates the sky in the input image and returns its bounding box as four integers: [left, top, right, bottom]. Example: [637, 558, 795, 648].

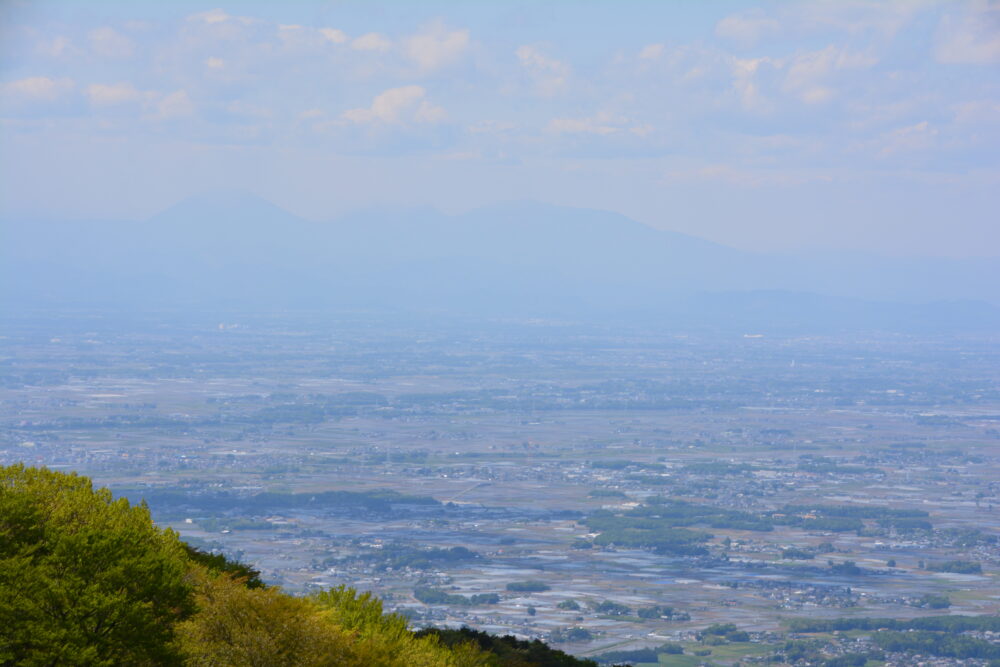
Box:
[1, 0, 998, 257]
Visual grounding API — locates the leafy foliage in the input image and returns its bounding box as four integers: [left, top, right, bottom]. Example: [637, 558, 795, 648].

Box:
[414, 587, 497, 606]
[0, 463, 193, 666]
[343, 544, 480, 572]
[0, 465, 591, 667]
[183, 544, 265, 588]
[926, 559, 982, 574]
[177, 570, 351, 666]
[311, 586, 490, 666]
[918, 593, 951, 609]
[872, 630, 1000, 660]
[506, 581, 551, 592]
[635, 605, 688, 621]
[780, 547, 815, 560]
[583, 498, 765, 555]
[592, 600, 631, 616]
[594, 643, 683, 664]
[417, 627, 598, 667]
[787, 615, 1000, 633]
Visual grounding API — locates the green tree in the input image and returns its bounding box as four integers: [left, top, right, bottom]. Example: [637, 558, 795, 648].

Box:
[183, 544, 265, 589]
[0, 465, 584, 667]
[0, 464, 193, 665]
[312, 586, 491, 667]
[177, 570, 351, 666]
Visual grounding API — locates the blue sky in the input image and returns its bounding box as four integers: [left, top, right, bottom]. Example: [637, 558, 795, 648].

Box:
[1, 0, 998, 256]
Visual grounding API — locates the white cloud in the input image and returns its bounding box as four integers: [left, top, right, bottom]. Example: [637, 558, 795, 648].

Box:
[414, 102, 447, 123]
[320, 28, 348, 44]
[404, 23, 470, 71]
[936, 1, 1000, 64]
[876, 121, 938, 156]
[341, 85, 445, 124]
[515, 45, 570, 96]
[205, 57, 225, 70]
[182, 8, 259, 43]
[273, 24, 348, 52]
[547, 112, 650, 136]
[36, 36, 73, 58]
[88, 27, 134, 58]
[187, 9, 238, 25]
[725, 45, 877, 110]
[2, 76, 74, 102]
[715, 2, 927, 53]
[277, 24, 305, 42]
[952, 100, 1000, 126]
[715, 9, 780, 47]
[352, 32, 392, 52]
[782, 46, 877, 104]
[151, 90, 195, 120]
[86, 83, 142, 106]
[791, 1, 929, 38]
[731, 57, 776, 111]
[638, 43, 665, 60]
[845, 98, 930, 131]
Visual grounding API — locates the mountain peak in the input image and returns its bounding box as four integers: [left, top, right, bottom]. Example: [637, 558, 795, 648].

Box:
[147, 191, 307, 229]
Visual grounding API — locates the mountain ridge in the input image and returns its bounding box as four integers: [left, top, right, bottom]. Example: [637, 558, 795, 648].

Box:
[3, 193, 998, 330]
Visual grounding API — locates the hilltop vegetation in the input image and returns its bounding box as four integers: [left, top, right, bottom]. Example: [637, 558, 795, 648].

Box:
[0, 464, 596, 666]
[577, 497, 940, 556]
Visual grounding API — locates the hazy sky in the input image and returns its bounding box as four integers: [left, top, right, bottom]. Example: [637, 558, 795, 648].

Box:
[1, 1, 998, 257]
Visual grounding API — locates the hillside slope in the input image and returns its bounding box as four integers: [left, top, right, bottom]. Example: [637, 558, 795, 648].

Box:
[0, 463, 596, 667]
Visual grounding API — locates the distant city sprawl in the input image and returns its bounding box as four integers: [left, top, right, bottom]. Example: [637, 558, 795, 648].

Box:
[2, 312, 998, 664]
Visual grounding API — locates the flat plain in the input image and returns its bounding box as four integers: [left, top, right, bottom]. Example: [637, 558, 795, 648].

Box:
[2, 313, 998, 664]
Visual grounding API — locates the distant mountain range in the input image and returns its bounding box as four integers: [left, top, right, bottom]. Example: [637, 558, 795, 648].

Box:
[3, 192, 998, 331]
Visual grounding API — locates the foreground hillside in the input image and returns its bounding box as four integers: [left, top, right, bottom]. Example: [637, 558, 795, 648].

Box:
[0, 464, 596, 667]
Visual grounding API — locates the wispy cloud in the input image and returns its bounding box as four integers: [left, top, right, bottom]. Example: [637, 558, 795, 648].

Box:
[935, 1, 1000, 64]
[715, 9, 780, 47]
[89, 26, 134, 58]
[341, 85, 445, 124]
[3, 76, 75, 102]
[352, 32, 392, 52]
[1, 1, 996, 255]
[86, 82, 143, 106]
[547, 112, 649, 136]
[516, 45, 570, 96]
[404, 22, 470, 72]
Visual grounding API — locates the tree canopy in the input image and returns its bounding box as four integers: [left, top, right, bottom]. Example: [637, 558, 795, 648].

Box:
[0, 464, 193, 665]
[0, 464, 597, 667]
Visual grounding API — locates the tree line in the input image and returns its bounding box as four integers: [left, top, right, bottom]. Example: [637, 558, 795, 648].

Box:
[0, 464, 597, 666]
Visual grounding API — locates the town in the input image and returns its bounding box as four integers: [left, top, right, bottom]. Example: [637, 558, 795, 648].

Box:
[2, 312, 997, 665]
